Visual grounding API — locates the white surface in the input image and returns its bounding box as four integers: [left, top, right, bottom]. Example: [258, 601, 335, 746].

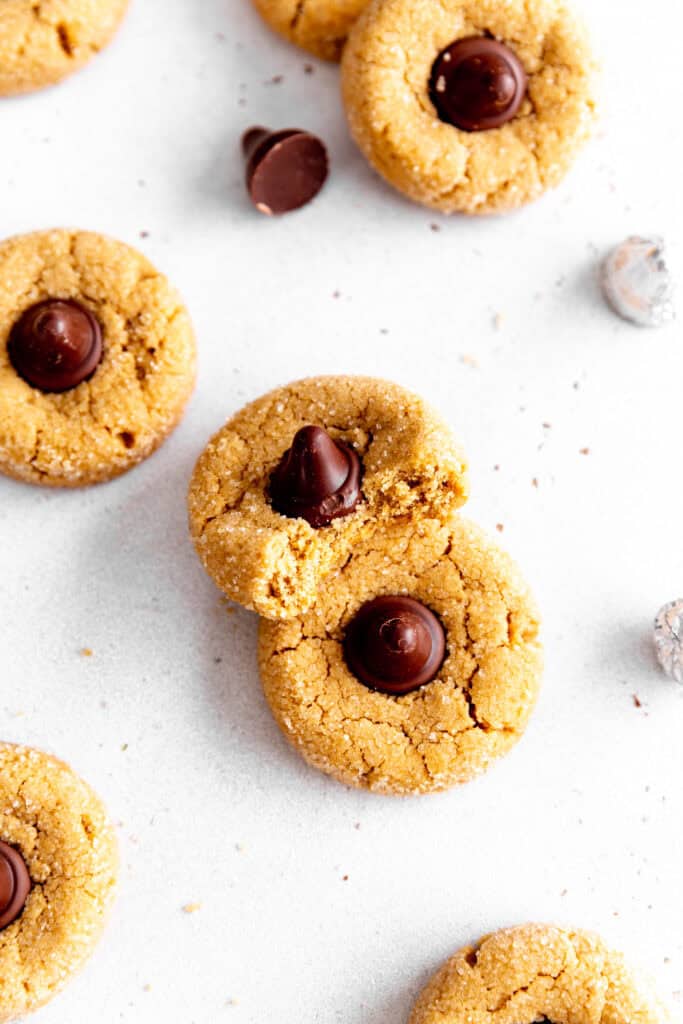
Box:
[0, 0, 682, 1020]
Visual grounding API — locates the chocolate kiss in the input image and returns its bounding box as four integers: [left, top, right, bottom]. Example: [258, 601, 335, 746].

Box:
[270, 425, 362, 528]
[280, 426, 350, 501]
[0, 841, 31, 931]
[344, 595, 447, 695]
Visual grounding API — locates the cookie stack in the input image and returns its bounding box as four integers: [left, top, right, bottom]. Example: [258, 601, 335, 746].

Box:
[252, 0, 598, 214]
[189, 374, 543, 795]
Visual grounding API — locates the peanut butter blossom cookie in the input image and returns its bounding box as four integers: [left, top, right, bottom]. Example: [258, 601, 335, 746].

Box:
[0, 744, 118, 1022]
[259, 516, 542, 794]
[0, 229, 196, 487]
[0, 0, 129, 96]
[188, 376, 469, 621]
[341, 0, 598, 214]
[409, 924, 666, 1024]
[251, 0, 369, 61]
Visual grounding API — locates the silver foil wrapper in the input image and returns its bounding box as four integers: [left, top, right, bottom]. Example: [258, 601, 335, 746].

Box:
[601, 236, 675, 328]
[654, 599, 683, 684]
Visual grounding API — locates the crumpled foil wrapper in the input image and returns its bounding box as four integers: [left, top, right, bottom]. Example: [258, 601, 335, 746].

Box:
[654, 599, 683, 684]
[601, 236, 675, 327]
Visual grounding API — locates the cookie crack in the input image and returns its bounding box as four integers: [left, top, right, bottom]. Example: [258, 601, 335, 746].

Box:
[290, 0, 306, 32]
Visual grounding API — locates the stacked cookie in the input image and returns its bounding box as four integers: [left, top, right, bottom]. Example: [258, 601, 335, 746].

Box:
[251, 0, 598, 215]
[189, 375, 543, 795]
[409, 924, 665, 1024]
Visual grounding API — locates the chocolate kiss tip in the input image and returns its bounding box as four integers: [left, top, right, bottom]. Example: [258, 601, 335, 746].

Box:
[344, 596, 446, 695]
[284, 426, 351, 502]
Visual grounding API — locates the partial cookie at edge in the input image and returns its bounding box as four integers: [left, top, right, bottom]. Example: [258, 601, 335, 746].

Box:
[0, 743, 118, 1023]
[409, 923, 667, 1024]
[251, 0, 369, 60]
[0, 0, 130, 96]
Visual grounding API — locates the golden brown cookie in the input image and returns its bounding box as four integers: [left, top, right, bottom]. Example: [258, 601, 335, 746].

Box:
[409, 923, 667, 1024]
[0, 0, 129, 96]
[0, 229, 196, 487]
[251, 0, 369, 61]
[341, 0, 598, 214]
[188, 376, 469, 621]
[0, 743, 118, 1022]
[258, 516, 542, 794]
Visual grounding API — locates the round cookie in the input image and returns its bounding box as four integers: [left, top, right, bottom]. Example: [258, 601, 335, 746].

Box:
[251, 0, 369, 61]
[0, 229, 196, 487]
[188, 376, 469, 621]
[0, 0, 129, 96]
[258, 515, 542, 794]
[341, 0, 598, 214]
[0, 743, 118, 1022]
[409, 924, 666, 1024]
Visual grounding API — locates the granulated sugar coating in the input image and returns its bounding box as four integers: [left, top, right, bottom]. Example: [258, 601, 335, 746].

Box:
[409, 924, 665, 1024]
[0, 0, 130, 96]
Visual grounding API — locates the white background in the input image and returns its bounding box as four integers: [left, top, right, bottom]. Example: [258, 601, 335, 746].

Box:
[1, 0, 682, 1020]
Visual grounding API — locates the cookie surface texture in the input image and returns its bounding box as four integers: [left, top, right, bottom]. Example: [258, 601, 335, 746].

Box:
[0, 229, 196, 487]
[188, 375, 469, 621]
[251, 0, 369, 60]
[0, 0, 129, 96]
[0, 743, 118, 1023]
[258, 516, 542, 794]
[409, 923, 666, 1024]
[341, 0, 598, 214]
